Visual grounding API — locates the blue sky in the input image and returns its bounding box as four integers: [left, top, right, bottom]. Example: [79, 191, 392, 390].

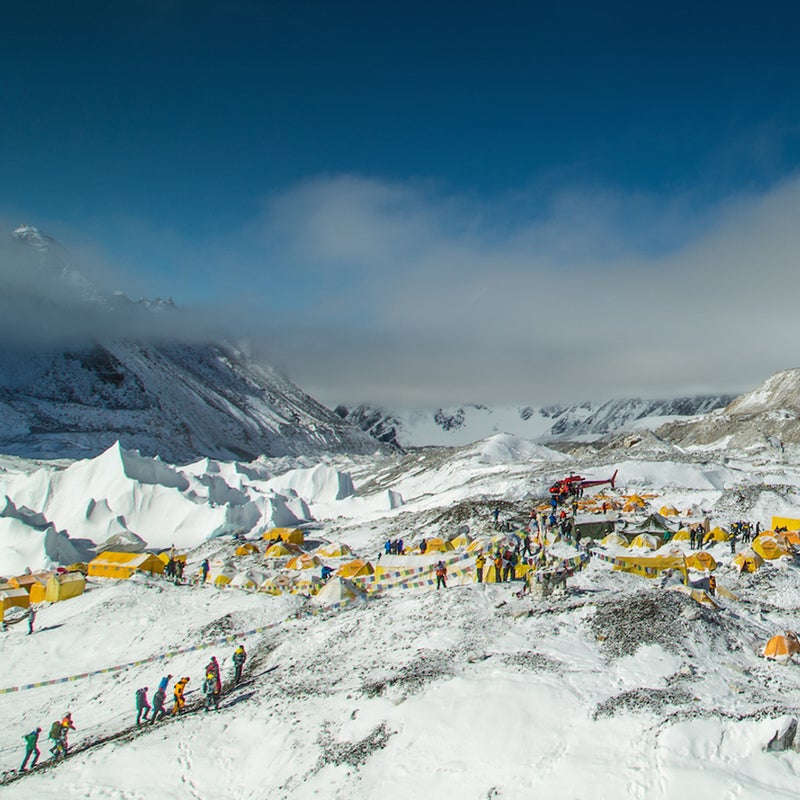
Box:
[4, 1, 800, 407]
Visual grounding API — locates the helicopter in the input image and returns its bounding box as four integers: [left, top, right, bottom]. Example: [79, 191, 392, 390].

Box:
[548, 469, 618, 503]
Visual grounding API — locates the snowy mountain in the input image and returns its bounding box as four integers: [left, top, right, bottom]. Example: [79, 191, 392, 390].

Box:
[658, 368, 800, 452]
[0, 226, 388, 462]
[337, 394, 733, 449]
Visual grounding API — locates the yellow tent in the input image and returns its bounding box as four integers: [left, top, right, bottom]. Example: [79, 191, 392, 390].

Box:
[449, 533, 473, 549]
[292, 575, 323, 595]
[10, 572, 52, 594]
[466, 539, 486, 553]
[667, 584, 719, 608]
[264, 542, 299, 558]
[752, 535, 791, 561]
[421, 537, 453, 553]
[66, 562, 89, 575]
[672, 529, 692, 541]
[88, 552, 165, 579]
[763, 632, 800, 662]
[771, 516, 800, 532]
[659, 505, 679, 517]
[316, 542, 353, 558]
[29, 572, 86, 604]
[733, 548, 763, 573]
[259, 574, 293, 595]
[234, 542, 260, 557]
[285, 553, 322, 571]
[157, 551, 187, 565]
[703, 526, 731, 543]
[262, 527, 304, 545]
[629, 534, 659, 550]
[613, 553, 688, 580]
[686, 551, 717, 572]
[1, 587, 30, 615]
[336, 559, 374, 579]
[600, 533, 629, 548]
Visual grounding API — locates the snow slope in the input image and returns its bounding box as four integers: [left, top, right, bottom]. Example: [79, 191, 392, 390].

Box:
[4, 420, 800, 798]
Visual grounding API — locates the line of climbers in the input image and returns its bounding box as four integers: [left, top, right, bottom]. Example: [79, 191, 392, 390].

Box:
[16, 644, 247, 775]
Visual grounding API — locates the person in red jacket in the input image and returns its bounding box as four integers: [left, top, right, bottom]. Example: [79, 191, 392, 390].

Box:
[435, 561, 447, 589]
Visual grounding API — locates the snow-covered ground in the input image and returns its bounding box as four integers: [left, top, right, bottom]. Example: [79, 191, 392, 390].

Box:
[4, 434, 800, 798]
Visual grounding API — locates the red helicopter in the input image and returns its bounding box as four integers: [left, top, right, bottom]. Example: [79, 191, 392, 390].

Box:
[548, 469, 618, 502]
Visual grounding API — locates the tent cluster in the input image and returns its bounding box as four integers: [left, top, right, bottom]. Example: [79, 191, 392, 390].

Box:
[0, 569, 86, 621]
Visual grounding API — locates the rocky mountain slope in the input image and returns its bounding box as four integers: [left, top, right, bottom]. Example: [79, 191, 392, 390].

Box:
[0, 226, 388, 462]
[657, 368, 800, 452]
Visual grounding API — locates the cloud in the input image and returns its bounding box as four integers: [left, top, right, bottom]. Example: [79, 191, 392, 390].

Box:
[246, 172, 800, 407]
[0, 220, 238, 352]
[6, 171, 800, 410]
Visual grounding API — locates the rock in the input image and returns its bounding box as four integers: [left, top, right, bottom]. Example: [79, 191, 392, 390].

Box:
[766, 716, 797, 751]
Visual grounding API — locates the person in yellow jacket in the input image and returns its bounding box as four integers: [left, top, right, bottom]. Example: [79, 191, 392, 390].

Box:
[172, 676, 190, 714]
[60, 713, 75, 756]
[475, 553, 486, 583]
[493, 553, 503, 583]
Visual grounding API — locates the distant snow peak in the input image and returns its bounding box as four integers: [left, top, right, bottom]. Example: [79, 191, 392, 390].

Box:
[434, 407, 466, 431]
[340, 395, 733, 448]
[12, 224, 52, 252]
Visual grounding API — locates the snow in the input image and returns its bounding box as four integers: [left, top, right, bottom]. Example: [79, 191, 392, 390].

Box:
[6, 435, 800, 798]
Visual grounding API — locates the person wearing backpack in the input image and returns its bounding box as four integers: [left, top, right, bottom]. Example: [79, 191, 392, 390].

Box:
[150, 686, 167, 723]
[48, 720, 65, 759]
[232, 644, 246, 684]
[135, 687, 151, 724]
[20, 727, 41, 771]
[60, 713, 75, 755]
[203, 672, 219, 711]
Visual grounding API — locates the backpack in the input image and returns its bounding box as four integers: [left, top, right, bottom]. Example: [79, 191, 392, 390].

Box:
[49, 721, 62, 740]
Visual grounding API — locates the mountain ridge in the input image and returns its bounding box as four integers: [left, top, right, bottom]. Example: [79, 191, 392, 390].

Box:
[0, 225, 390, 462]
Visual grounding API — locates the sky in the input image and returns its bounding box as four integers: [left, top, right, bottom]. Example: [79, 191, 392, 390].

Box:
[4, 0, 800, 408]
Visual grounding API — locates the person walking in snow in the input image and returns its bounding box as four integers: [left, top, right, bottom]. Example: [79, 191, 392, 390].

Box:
[19, 727, 41, 772]
[151, 685, 167, 723]
[200, 559, 210, 582]
[203, 671, 219, 711]
[206, 657, 221, 689]
[172, 677, 190, 714]
[27, 607, 36, 635]
[232, 644, 247, 684]
[384, 539, 392, 556]
[48, 720, 65, 759]
[493, 507, 500, 527]
[135, 686, 151, 724]
[59, 713, 75, 756]
[435, 561, 447, 589]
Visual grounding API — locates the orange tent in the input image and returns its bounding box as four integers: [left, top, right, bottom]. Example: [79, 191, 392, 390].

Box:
[763, 632, 800, 662]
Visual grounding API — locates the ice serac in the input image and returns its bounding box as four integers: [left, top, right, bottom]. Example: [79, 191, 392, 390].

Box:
[2, 442, 313, 558]
[0, 225, 391, 462]
[0, 498, 91, 576]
